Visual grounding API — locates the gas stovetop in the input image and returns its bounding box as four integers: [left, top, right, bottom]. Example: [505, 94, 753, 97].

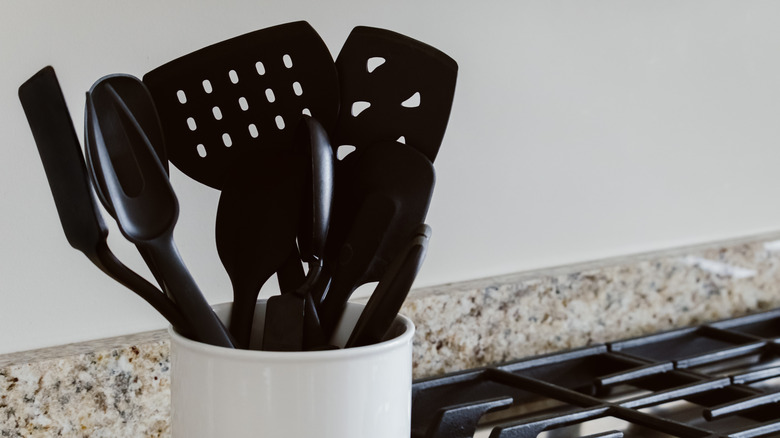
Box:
[411, 308, 780, 438]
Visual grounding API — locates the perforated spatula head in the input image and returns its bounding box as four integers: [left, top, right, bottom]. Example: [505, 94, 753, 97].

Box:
[143, 21, 339, 189]
[334, 26, 458, 162]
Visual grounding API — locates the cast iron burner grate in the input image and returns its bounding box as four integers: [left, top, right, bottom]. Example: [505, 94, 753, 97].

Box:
[411, 308, 780, 437]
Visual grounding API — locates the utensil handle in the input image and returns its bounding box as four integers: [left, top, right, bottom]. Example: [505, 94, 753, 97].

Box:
[345, 225, 430, 348]
[93, 243, 192, 336]
[137, 246, 170, 297]
[148, 236, 235, 348]
[318, 193, 396, 334]
[276, 244, 306, 294]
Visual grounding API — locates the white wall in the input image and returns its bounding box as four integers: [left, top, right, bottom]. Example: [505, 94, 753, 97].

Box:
[3, 0, 780, 355]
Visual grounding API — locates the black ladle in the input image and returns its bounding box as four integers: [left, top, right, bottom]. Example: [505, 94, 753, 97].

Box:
[18, 66, 190, 334]
[86, 77, 234, 348]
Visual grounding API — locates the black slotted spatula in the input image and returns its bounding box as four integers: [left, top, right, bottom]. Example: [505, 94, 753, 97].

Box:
[143, 22, 340, 348]
[316, 27, 457, 335]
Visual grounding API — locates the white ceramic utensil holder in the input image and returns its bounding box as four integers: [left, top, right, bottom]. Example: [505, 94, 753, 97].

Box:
[168, 300, 414, 438]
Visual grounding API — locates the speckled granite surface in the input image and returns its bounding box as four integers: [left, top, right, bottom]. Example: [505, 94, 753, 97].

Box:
[404, 235, 780, 376]
[4, 233, 780, 436]
[0, 333, 171, 437]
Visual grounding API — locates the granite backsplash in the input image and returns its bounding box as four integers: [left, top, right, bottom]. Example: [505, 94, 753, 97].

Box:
[3, 232, 780, 436]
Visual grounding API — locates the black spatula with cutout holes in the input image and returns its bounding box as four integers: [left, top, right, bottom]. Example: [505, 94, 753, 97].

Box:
[142, 22, 340, 348]
[317, 27, 457, 337]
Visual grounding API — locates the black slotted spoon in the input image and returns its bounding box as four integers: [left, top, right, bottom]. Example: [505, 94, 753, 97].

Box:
[86, 77, 234, 348]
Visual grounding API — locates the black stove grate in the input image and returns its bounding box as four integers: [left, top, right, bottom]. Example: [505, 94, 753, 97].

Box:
[411, 308, 780, 438]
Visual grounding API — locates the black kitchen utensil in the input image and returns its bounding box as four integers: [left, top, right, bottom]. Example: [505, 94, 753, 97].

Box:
[216, 143, 304, 349]
[318, 140, 436, 336]
[345, 225, 430, 348]
[142, 22, 340, 348]
[316, 26, 457, 336]
[262, 115, 334, 351]
[298, 115, 335, 349]
[83, 74, 170, 297]
[142, 20, 339, 190]
[85, 77, 234, 348]
[18, 66, 190, 334]
[296, 115, 334, 295]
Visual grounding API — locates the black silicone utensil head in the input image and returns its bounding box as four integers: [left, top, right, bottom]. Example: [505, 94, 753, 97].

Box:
[83, 74, 172, 294]
[331, 140, 435, 284]
[85, 74, 169, 215]
[143, 20, 340, 189]
[85, 77, 178, 243]
[296, 115, 335, 267]
[19, 66, 109, 257]
[334, 26, 458, 163]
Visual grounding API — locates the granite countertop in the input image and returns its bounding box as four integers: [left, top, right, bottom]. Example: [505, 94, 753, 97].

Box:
[3, 232, 780, 436]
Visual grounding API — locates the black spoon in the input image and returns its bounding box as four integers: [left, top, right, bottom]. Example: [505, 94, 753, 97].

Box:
[216, 144, 304, 349]
[86, 77, 234, 348]
[18, 66, 190, 334]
